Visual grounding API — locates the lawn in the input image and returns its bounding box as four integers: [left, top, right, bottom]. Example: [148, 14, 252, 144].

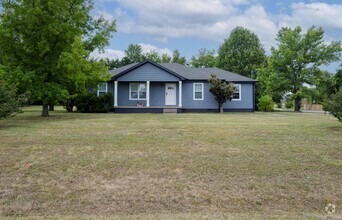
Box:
[0, 106, 341, 219]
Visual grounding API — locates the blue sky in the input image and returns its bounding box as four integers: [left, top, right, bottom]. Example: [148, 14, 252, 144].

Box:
[92, 0, 342, 71]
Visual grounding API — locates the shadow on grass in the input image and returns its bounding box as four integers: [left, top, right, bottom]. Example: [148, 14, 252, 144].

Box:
[0, 107, 104, 130]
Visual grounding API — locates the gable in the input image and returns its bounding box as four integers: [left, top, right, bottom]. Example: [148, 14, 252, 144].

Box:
[116, 63, 181, 82]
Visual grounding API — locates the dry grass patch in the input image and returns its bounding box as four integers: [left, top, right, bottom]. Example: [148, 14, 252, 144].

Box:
[0, 106, 341, 218]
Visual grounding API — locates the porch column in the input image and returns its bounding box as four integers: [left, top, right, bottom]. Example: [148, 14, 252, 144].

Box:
[146, 81, 150, 107]
[114, 81, 118, 107]
[179, 81, 182, 107]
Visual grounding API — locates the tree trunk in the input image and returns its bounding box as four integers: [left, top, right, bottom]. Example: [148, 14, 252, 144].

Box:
[42, 103, 50, 117]
[49, 104, 54, 111]
[219, 104, 223, 114]
[66, 99, 74, 112]
[294, 96, 301, 112]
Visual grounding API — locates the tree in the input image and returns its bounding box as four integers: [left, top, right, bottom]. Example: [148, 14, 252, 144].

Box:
[191, 48, 217, 68]
[103, 45, 183, 69]
[0, 0, 116, 116]
[0, 80, 22, 119]
[125, 44, 146, 63]
[218, 26, 266, 77]
[208, 74, 236, 113]
[323, 87, 342, 123]
[269, 26, 341, 111]
[58, 37, 110, 112]
[172, 49, 187, 65]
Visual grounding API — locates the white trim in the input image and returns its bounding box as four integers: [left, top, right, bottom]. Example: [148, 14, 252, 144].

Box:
[193, 83, 204, 100]
[129, 83, 147, 100]
[232, 84, 241, 101]
[146, 81, 150, 107]
[179, 81, 182, 107]
[97, 83, 107, 97]
[114, 81, 118, 106]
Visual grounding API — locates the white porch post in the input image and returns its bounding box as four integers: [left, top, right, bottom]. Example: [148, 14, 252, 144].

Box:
[179, 81, 182, 107]
[114, 81, 118, 107]
[146, 81, 150, 107]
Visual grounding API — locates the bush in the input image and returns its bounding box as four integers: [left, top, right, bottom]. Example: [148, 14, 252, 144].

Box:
[76, 93, 113, 113]
[0, 80, 22, 119]
[323, 87, 342, 123]
[257, 95, 274, 112]
[285, 96, 294, 109]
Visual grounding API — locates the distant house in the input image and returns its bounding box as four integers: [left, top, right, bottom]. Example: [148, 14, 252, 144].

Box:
[98, 60, 257, 113]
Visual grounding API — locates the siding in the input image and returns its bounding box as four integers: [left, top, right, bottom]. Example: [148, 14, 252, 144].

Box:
[116, 63, 180, 82]
[115, 82, 178, 106]
[182, 81, 254, 110]
[109, 80, 253, 110]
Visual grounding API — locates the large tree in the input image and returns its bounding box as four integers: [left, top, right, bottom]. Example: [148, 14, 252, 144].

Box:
[191, 48, 217, 68]
[0, 0, 116, 116]
[218, 26, 266, 77]
[269, 26, 341, 111]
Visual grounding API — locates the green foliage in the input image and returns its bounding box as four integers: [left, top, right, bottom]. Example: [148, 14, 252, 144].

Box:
[218, 26, 266, 77]
[172, 49, 187, 65]
[323, 87, 342, 122]
[268, 26, 341, 111]
[103, 45, 184, 69]
[285, 96, 294, 109]
[0, 80, 22, 119]
[57, 37, 110, 111]
[76, 93, 113, 113]
[0, 0, 116, 116]
[208, 74, 235, 113]
[256, 59, 288, 103]
[191, 48, 217, 68]
[257, 95, 274, 112]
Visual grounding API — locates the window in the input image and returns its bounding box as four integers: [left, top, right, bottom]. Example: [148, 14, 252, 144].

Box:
[97, 83, 107, 96]
[193, 83, 204, 100]
[232, 84, 241, 101]
[130, 83, 146, 100]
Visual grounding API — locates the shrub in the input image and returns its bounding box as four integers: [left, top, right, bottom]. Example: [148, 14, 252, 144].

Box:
[285, 96, 294, 109]
[257, 95, 274, 112]
[0, 80, 22, 119]
[323, 87, 342, 123]
[76, 93, 113, 113]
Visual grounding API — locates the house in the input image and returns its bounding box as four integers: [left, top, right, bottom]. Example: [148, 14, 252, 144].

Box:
[99, 60, 257, 113]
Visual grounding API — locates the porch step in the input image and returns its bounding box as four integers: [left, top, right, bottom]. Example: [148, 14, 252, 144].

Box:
[163, 108, 178, 114]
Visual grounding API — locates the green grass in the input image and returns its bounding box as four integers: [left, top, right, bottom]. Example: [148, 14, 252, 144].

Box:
[0, 106, 341, 219]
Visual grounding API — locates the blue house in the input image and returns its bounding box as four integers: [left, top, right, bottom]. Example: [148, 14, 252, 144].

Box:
[98, 60, 256, 113]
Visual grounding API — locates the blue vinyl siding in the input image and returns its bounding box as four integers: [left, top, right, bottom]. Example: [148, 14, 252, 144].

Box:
[116, 63, 180, 82]
[115, 82, 178, 106]
[182, 81, 254, 110]
[107, 82, 113, 96]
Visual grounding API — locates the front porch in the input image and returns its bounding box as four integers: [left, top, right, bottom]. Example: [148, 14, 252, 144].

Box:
[112, 81, 183, 108]
[112, 106, 182, 113]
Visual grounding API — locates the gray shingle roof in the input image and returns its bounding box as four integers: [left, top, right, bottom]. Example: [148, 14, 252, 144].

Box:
[109, 60, 256, 82]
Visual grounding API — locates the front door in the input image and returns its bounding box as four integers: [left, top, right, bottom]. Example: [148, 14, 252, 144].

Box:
[165, 83, 176, 105]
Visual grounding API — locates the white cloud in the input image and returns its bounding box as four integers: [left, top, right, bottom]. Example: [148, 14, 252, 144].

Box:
[90, 44, 173, 60]
[139, 43, 173, 56]
[95, 1, 342, 53]
[278, 2, 342, 31]
[90, 49, 125, 60]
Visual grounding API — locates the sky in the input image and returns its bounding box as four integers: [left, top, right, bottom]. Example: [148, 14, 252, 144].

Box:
[92, 0, 342, 72]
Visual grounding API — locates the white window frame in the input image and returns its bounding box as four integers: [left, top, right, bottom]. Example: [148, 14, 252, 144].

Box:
[193, 83, 204, 100]
[232, 84, 241, 101]
[97, 83, 107, 96]
[129, 83, 147, 100]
